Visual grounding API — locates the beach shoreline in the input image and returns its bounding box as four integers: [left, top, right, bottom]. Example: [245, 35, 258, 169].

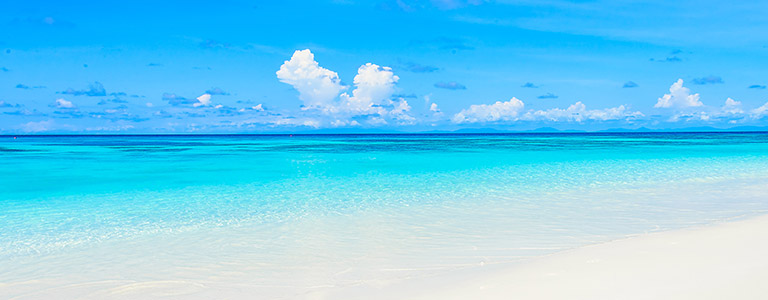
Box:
[3, 213, 768, 300]
[314, 213, 768, 300]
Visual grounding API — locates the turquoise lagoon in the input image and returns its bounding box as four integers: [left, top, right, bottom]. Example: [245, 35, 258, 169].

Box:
[2, 133, 768, 297]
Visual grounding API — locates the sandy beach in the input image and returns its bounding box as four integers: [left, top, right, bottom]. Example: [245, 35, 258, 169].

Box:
[318, 214, 768, 300]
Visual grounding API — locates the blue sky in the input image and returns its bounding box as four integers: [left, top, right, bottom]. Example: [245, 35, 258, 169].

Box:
[1, 0, 768, 133]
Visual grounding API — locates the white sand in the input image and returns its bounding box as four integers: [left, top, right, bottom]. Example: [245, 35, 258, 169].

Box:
[5, 215, 768, 299]
[315, 214, 768, 300]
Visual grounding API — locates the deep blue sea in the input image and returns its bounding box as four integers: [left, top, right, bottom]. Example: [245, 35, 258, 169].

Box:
[2, 133, 768, 298]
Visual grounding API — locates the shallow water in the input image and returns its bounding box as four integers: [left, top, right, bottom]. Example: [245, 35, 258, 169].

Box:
[2, 133, 768, 298]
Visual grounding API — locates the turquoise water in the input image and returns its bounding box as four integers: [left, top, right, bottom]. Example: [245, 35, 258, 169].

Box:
[2, 133, 768, 297]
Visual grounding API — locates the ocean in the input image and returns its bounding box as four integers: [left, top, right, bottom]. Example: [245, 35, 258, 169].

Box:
[2, 133, 768, 298]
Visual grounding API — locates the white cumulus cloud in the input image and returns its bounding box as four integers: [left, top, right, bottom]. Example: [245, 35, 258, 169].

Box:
[430, 102, 440, 113]
[193, 93, 212, 107]
[452, 97, 525, 123]
[337, 63, 399, 114]
[276, 49, 346, 109]
[722, 97, 743, 114]
[54, 98, 75, 109]
[276, 50, 412, 126]
[453, 98, 642, 124]
[655, 79, 703, 108]
[523, 102, 643, 122]
[751, 102, 768, 119]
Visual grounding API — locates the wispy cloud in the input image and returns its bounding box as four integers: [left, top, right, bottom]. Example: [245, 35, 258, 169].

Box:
[436, 37, 474, 51]
[521, 82, 538, 88]
[162, 93, 197, 106]
[650, 56, 682, 63]
[434, 81, 466, 90]
[622, 81, 638, 88]
[411, 37, 475, 52]
[205, 87, 230, 95]
[393, 93, 418, 98]
[401, 62, 439, 73]
[3, 109, 44, 116]
[61, 81, 107, 96]
[748, 84, 766, 89]
[15, 83, 46, 89]
[692, 75, 723, 85]
[0, 101, 21, 108]
[538, 92, 558, 99]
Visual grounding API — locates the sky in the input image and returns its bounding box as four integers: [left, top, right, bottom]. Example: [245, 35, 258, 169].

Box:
[1, 0, 768, 133]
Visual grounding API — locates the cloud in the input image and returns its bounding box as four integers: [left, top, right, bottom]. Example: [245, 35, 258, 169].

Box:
[748, 84, 766, 89]
[522, 102, 643, 122]
[654, 79, 703, 108]
[15, 83, 45, 89]
[0, 100, 21, 108]
[452, 97, 525, 123]
[667, 97, 753, 123]
[453, 97, 643, 124]
[751, 102, 768, 119]
[61, 81, 107, 96]
[0, 67, 8, 72]
[276, 49, 413, 126]
[337, 63, 400, 114]
[622, 81, 638, 88]
[147, 63, 163, 67]
[53, 98, 75, 109]
[430, 102, 440, 113]
[162, 93, 197, 106]
[434, 81, 466, 90]
[402, 62, 439, 73]
[722, 97, 743, 114]
[393, 93, 418, 98]
[205, 87, 230, 95]
[276, 49, 346, 109]
[20, 120, 57, 133]
[521, 82, 538, 88]
[4, 109, 44, 116]
[668, 112, 711, 122]
[692, 75, 723, 85]
[388, 99, 416, 124]
[436, 37, 474, 51]
[97, 98, 128, 105]
[193, 94, 212, 107]
[284, 118, 323, 128]
[650, 56, 682, 63]
[538, 92, 558, 99]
